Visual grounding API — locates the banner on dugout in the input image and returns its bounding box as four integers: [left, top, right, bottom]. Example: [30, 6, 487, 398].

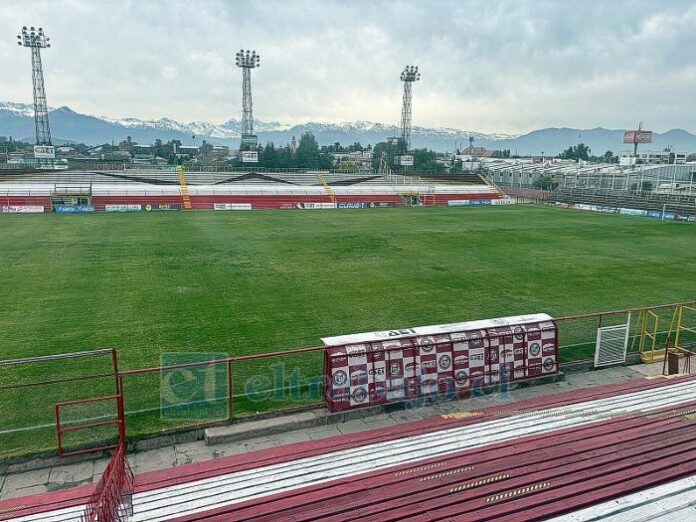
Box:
[322, 314, 559, 412]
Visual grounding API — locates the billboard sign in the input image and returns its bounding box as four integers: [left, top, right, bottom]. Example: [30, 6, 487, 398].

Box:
[241, 151, 258, 163]
[400, 155, 414, 166]
[240, 134, 258, 149]
[34, 145, 55, 159]
[623, 130, 653, 144]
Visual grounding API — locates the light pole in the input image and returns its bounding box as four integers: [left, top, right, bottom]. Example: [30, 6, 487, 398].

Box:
[399, 65, 420, 149]
[17, 26, 52, 148]
[235, 49, 260, 150]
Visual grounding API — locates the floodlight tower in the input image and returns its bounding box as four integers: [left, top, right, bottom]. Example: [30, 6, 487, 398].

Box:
[17, 26, 52, 147]
[399, 65, 420, 149]
[236, 49, 260, 150]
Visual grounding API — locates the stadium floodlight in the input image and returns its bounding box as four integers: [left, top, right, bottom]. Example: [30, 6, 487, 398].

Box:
[235, 49, 260, 139]
[399, 65, 420, 149]
[17, 25, 52, 147]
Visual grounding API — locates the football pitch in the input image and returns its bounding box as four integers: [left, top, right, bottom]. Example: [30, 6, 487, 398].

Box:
[1, 205, 695, 458]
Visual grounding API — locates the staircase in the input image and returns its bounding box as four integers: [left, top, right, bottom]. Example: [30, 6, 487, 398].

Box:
[477, 170, 506, 199]
[177, 166, 192, 209]
[316, 172, 336, 204]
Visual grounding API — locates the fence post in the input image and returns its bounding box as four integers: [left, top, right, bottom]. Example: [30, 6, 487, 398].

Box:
[117, 376, 126, 444]
[227, 359, 234, 422]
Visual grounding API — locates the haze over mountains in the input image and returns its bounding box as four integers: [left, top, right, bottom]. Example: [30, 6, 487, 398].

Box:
[2, 101, 695, 156]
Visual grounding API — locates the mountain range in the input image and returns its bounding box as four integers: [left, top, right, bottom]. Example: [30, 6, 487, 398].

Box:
[2, 101, 696, 155]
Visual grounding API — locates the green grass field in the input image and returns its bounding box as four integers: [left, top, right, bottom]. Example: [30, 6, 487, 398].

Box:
[1, 205, 695, 459]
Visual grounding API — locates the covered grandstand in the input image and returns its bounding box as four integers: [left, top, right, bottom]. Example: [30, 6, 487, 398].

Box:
[0, 168, 505, 211]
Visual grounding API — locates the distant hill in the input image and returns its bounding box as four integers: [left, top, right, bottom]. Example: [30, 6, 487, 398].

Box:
[2, 101, 695, 155]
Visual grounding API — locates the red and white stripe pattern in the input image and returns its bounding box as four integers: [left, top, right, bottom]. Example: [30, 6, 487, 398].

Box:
[4, 375, 696, 521]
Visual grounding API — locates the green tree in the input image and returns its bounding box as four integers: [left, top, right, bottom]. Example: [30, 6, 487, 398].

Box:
[296, 132, 321, 169]
[534, 175, 557, 190]
[560, 143, 590, 161]
[336, 160, 359, 171]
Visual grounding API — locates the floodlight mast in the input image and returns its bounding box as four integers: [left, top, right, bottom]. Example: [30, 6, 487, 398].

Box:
[235, 49, 260, 137]
[17, 26, 52, 146]
[399, 65, 420, 149]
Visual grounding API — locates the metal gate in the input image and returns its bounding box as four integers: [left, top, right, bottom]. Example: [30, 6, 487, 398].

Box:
[594, 314, 631, 367]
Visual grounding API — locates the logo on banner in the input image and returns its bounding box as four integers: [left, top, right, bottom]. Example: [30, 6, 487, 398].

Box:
[455, 370, 469, 385]
[333, 370, 347, 386]
[438, 355, 452, 370]
[530, 343, 541, 357]
[419, 337, 436, 352]
[488, 350, 498, 363]
[352, 387, 368, 403]
[454, 354, 469, 366]
[469, 332, 483, 347]
[390, 363, 401, 376]
[513, 326, 524, 340]
[543, 358, 556, 372]
[351, 369, 368, 384]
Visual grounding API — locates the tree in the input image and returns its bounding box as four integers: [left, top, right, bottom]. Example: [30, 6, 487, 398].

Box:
[560, 143, 590, 161]
[412, 148, 445, 174]
[602, 150, 617, 163]
[336, 160, 359, 171]
[534, 175, 557, 190]
[199, 140, 214, 156]
[296, 132, 321, 169]
[371, 140, 407, 171]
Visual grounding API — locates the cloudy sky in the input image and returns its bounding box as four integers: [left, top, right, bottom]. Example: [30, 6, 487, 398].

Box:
[2, 0, 695, 134]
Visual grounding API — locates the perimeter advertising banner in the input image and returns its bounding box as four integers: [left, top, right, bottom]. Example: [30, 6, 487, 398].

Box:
[54, 205, 95, 213]
[336, 202, 397, 209]
[448, 200, 492, 206]
[296, 202, 336, 209]
[0, 205, 45, 214]
[105, 204, 142, 212]
[144, 204, 181, 212]
[214, 203, 252, 210]
[323, 314, 559, 412]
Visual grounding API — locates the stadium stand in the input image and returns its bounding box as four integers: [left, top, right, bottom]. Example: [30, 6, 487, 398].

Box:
[5, 374, 696, 521]
[550, 187, 696, 217]
[0, 169, 504, 211]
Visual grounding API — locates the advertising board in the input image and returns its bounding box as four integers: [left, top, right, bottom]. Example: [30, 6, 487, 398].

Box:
[400, 155, 414, 166]
[33, 145, 55, 159]
[0, 205, 44, 214]
[241, 151, 258, 163]
[623, 130, 653, 144]
[54, 205, 95, 213]
[214, 203, 252, 211]
[296, 202, 336, 209]
[105, 204, 142, 212]
[144, 204, 181, 212]
[448, 200, 492, 206]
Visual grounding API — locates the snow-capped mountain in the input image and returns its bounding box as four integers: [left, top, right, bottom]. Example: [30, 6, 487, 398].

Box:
[2, 101, 695, 154]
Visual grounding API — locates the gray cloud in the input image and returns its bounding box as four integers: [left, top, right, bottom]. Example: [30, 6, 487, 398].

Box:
[1, 0, 695, 134]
